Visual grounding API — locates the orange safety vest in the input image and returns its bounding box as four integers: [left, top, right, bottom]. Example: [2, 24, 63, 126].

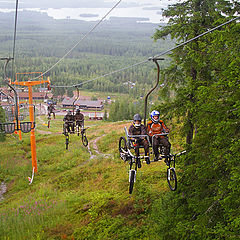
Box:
[147, 120, 169, 137]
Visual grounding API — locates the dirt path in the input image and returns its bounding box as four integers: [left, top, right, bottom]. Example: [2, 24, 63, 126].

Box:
[0, 182, 7, 202]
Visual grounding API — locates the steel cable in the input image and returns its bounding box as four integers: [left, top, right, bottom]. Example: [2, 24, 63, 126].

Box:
[52, 15, 239, 88]
[29, 0, 122, 81]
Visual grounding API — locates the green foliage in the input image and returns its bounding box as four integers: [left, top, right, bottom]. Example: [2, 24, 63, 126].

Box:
[103, 109, 108, 121]
[109, 98, 145, 122]
[152, 0, 240, 239]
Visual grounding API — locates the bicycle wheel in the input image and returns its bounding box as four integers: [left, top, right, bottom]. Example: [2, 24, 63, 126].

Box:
[167, 168, 177, 191]
[82, 134, 88, 147]
[119, 137, 127, 160]
[129, 170, 136, 194]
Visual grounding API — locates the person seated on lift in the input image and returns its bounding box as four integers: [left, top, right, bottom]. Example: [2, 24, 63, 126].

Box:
[74, 109, 84, 129]
[63, 110, 75, 133]
[128, 114, 150, 165]
[147, 110, 171, 162]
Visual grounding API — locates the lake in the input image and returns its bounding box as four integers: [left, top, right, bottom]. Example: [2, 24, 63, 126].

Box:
[0, 6, 169, 23]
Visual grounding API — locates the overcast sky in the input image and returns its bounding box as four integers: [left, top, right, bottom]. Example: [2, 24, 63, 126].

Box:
[0, 0, 180, 23]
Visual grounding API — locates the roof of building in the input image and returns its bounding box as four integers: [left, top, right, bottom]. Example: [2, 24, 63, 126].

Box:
[62, 97, 103, 108]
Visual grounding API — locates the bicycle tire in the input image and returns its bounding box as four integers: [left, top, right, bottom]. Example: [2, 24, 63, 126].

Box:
[119, 137, 127, 160]
[129, 170, 136, 194]
[167, 168, 177, 191]
[66, 138, 69, 150]
[82, 135, 88, 147]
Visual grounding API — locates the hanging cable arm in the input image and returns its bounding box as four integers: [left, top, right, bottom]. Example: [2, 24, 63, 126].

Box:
[1, 57, 19, 127]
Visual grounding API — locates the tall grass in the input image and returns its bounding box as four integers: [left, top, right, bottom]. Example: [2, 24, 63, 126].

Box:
[0, 118, 179, 239]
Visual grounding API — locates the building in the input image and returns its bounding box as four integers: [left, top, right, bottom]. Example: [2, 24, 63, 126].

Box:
[17, 92, 48, 100]
[62, 97, 104, 111]
[0, 87, 48, 101]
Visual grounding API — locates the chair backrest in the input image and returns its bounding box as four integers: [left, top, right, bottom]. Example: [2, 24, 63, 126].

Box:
[20, 122, 35, 133]
[2, 123, 16, 134]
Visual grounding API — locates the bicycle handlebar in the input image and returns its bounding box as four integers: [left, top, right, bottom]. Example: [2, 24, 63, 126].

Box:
[153, 133, 169, 136]
[175, 150, 186, 157]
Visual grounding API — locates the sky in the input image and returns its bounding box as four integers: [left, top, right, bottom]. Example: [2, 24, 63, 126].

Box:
[0, 0, 180, 23]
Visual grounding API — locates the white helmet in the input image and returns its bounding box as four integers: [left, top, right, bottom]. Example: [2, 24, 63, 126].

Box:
[150, 110, 160, 123]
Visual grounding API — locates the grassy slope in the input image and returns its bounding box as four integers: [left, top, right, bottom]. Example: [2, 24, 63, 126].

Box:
[0, 116, 180, 240]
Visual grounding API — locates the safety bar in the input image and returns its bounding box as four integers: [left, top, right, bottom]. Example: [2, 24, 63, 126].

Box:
[128, 134, 149, 138]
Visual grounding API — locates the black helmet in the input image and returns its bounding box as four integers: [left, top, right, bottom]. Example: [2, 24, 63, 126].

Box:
[76, 109, 80, 113]
[133, 114, 142, 121]
[133, 114, 142, 128]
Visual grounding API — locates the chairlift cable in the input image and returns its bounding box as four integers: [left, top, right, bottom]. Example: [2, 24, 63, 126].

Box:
[151, 16, 240, 60]
[51, 16, 240, 89]
[11, 0, 19, 81]
[29, 0, 122, 81]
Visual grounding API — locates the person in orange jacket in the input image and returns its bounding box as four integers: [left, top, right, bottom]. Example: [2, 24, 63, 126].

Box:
[147, 110, 171, 161]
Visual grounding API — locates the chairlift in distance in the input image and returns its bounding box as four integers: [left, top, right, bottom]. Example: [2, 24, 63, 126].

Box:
[62, 86, 89, 149]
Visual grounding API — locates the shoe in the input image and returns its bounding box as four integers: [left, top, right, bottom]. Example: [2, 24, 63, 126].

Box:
[145, 156, 150, 164]
[154, 155, 159, 161]
[137, 158, 141, 168]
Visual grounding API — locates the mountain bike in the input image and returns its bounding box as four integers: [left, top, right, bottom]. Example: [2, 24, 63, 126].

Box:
[81, 127, 89, 147]
[164, 151, 186, 191]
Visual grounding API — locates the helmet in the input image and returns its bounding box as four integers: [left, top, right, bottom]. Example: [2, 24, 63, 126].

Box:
[67, 110, 72, 115]
[133, 114, 142, 121]
[133, 114, 142, 128]
[76, 109, 80, 113]
[151, 110, 160, 123]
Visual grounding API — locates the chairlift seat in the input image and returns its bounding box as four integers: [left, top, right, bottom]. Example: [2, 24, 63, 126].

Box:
[20, 122, 35, 133]
[2, 122, 16, 134]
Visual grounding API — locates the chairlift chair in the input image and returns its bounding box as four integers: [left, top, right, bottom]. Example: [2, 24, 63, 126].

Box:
[1, 122, 16, 134]
[20, 122, 35, 133]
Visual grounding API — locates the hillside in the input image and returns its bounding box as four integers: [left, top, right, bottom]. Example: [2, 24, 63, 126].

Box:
[0, 10, 173, 98]
[0, 116, 181, 239]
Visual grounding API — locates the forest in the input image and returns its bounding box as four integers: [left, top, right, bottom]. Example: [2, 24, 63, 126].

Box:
[150, 0, 240, 239]
[0, 11, 173, 98]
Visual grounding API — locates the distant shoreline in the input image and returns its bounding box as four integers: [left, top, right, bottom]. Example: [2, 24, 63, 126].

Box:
[0, 7, 167, 23]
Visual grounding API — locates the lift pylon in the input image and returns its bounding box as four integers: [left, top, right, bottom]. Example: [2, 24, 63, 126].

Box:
[10, 72, 51, 173]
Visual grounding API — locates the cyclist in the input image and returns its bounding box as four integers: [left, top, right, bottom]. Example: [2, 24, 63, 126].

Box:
[74, 109, 84, 129]
[47, 103, 55, 119]
[147, 110, 171, 161]
[128, 114, 150, 165]
[63, 110, 75, 133]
